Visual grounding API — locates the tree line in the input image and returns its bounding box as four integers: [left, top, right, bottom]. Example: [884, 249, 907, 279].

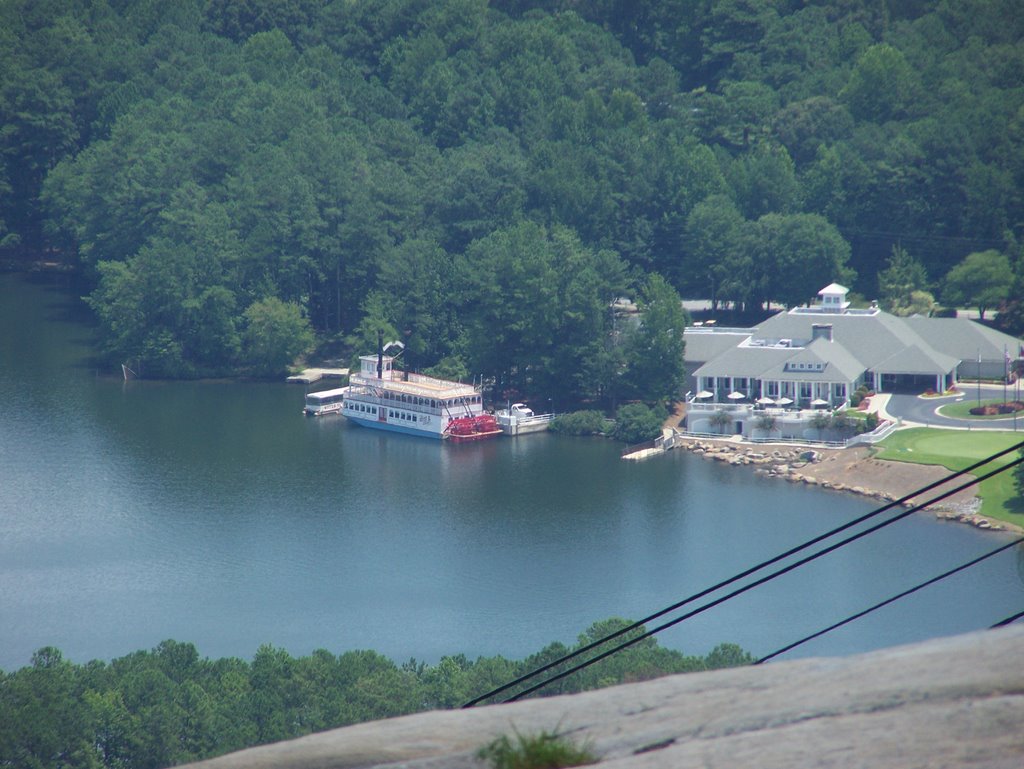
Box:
[0, 621, 752, 769]
[2, 0, 1023, 399]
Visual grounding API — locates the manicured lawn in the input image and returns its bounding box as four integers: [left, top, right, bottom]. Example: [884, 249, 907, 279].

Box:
[838, 408, 869, 420]
[937, 398, 1024, 420]
[874, 428, 1024, 527]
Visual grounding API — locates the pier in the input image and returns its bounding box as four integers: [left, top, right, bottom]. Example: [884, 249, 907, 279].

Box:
[286, 367, 349, 384]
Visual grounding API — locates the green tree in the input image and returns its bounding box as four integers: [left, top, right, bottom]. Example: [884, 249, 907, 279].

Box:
[346, 291, 400, 366]
[242, 297, 315, 377]
[750, 213, 854, 310]
[841, 44, 921, 122]
[703, 642, 754, 669]
[611, 402, 666, 444]
[681, 194, 749, 309]
[620, 274, 687, 403]
[725, 144, 800, 220]
[942, 250, 1012, 320]
[878, 245, 930, 314]
[459, 222, 627, 403]
[772, 96, 853, 164]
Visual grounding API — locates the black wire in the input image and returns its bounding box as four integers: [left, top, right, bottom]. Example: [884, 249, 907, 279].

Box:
[990, 609, 1024, 628]
[755, 536, 1024, 663]
[497, 452, 1024, 704]
[463, 438, 1024, 707]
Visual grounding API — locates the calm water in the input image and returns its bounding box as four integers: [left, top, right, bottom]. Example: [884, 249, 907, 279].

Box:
[2, 273, 1023, 672]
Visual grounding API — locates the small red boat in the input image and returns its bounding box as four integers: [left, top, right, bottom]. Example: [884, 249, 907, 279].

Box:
[445, 413, 503, 442]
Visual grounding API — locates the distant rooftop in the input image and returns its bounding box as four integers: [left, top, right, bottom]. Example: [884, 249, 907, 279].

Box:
[791, 306, 879, 316]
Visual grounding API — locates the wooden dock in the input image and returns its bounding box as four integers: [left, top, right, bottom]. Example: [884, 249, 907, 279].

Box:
[286, 367, 349, 384]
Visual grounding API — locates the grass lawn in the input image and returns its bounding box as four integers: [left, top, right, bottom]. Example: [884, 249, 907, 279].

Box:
[873, 428, 1024, 528]
[838, 408, 869, 420]
[937, 398, 1024, 420]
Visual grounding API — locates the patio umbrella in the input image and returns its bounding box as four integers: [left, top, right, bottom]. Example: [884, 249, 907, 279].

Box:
[776, 397, 793, 405]
[727, 391, 746, 400]
[695, 390, 713, 399]
[811, 398, 829, 407]
[756, 396, 775, 405]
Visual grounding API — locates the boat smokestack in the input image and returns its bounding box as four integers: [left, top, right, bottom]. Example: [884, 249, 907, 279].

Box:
[377, 330, 383, 379]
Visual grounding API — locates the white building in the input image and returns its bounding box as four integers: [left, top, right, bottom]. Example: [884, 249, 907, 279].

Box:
[684, 284, 1021, 437]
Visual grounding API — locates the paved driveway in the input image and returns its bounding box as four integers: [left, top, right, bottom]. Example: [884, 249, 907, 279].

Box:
[883, 384, 1024, 431]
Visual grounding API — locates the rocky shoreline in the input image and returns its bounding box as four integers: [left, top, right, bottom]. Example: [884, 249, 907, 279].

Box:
[679, 438, 1012, 533]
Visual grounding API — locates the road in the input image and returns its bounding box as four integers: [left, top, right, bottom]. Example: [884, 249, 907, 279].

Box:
[883, 383, 1023, 431]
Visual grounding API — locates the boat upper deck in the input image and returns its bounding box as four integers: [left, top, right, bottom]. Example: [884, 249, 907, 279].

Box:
[350, 354, 478, 400]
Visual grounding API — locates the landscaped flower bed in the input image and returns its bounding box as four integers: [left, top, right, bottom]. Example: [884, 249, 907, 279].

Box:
[968, 401, 1024, 415]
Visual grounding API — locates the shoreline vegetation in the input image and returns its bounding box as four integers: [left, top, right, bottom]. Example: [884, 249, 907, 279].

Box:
[6, 0, 1024, 392]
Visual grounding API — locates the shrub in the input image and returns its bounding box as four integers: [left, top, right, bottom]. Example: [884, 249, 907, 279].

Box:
[550, 410, 610, 436]
[612, 403, 667, 444]
[708, 409, 733, 434]
[850, 384, 870, 408]
[829, 413, 854, 434]
[478, 729, 596, 769]
[753, 413, 777, 434]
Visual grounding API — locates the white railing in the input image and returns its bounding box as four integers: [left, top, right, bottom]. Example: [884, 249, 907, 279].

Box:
[847, 418, 901, 446]
[686, 402, 751, 413]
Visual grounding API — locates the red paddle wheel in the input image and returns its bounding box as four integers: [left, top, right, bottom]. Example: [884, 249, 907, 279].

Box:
[445, 413, 502, 442]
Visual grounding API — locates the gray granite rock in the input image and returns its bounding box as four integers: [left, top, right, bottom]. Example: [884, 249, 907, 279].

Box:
[178, 626, 1024, 769]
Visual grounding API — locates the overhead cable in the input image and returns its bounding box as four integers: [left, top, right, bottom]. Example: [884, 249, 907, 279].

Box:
[756, 535, 1024, 663]
[991, 609, 1024, 628]
[464, 438, 1024, 707]
[469, 446, 1024, 706]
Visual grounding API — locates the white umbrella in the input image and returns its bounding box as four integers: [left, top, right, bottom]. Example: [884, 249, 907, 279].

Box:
[727, 391, 746, 400]
[811, 398, 829, 407]
[695, 390, 713, 399]
[756, 396, 774, 405]
[776, 397, 793, 405]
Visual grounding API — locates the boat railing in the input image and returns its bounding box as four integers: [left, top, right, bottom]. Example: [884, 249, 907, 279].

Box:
[347, 389, 481, 419]
[496, 411, 557, 425]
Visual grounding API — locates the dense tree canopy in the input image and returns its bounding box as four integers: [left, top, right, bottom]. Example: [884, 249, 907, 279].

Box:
[0, 625, 753, 769]
[3, 0, 1024, 391]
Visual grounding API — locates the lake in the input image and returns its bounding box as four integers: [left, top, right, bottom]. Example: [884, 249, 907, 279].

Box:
[2, 272, 1022, 672]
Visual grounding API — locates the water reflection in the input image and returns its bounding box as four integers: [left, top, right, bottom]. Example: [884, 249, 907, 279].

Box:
[2, 273, 1023, 672]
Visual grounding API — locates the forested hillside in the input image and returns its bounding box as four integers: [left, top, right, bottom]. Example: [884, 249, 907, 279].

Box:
[3, 0, 1023, 390]
[0, 623, 752, 769]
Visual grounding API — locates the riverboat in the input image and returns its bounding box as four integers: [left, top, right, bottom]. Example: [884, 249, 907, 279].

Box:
[495, 403, 556, 435]
[303, 387, 348, 416]
[342, 347, 497, 440]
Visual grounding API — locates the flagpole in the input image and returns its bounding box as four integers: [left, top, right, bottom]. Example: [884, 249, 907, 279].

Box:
[977, 348, 981, 410]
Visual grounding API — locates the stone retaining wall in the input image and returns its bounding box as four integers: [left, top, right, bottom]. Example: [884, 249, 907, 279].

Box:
[678, 439, 1005, 532]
